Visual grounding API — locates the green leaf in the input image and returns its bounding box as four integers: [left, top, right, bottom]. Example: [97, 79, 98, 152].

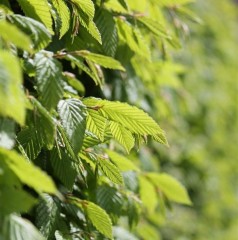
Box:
[86, 109, 107, 141]
[17, 126, 44, 160]
[71, 0, 95, 20]
[83, 98, 167, 144]
[0, 50, 25, 125]
[35, 51, 64, 110]
[52, 0, 70, 38]
[50, 147, 77, 190]
[76, 50, 125, 71]
[36, 194, 60, 238]
[64, 54, 102, 86]
[117, 19, 151, 60]
[71, 198, 113, 239]
[9, 14, 51, 51]
[109, 121, 134, 153]
[0, 20, 32, 52]
[0, 148, 57, 194]
[0, 185, 36, 214]
[147, 173, 192, 205]
[106, 150, 139, 172]
[98, 157, 124, 185]
[17, 0, 53, 34]
[0, 118, 15, 149]
[139, 175, 158, 213]
[30, 97, 56, 150]
[58, 98, 87, 154]
[137, 17, 171, 39]
[2, 215, 44, 240]
[95, 9, 118, 56]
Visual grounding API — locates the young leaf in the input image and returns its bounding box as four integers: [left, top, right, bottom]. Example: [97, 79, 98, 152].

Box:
[0, 51, 25, 125]
[83, 98, 167, 145]
[147, 173, 192, 205]
[0, 148, 57, 194]
[71, 0, 95, 20]
[58, 98, 87, 154]
[35, 51, 64, 110]
[139, 175, 158, 213]
[106, 150, 139, 172]
[76, 50, 125, 71]
[52, 0, 70, 38]
[86, 109, 107, 141]
[98, 158, 124, 185]
[69, 198, 113, 239]
[17, 0, 53, 34]
[109, 121, 135, 153]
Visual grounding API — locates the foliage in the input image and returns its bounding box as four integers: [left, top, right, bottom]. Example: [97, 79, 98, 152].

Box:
[1, 0, 237, 239]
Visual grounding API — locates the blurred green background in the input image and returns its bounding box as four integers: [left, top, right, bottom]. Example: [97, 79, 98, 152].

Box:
[155, 0, 238, 239]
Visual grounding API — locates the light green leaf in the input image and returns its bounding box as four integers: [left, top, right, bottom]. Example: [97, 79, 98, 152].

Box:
[147, 173, 192, 205]
[58, 98, 87, 154]
[137, 17, 171, 39]
[0, 148, 57, 194]
[86, 109, 107, 141]
[98, 158, 124, 185]
[71, 0, 95, 20]
[52, 0, 70, 38]
[76, 50, 125, 71]
[65, 54, 102, 86]
[2, 215, 44, 240]
[83, 98, 167, 145]
[0, 50, 25, 125]
[17, 0, 53, 34]
[139, 175, 158, 213]
[35, 51, 64, 110]
[9, 14, 51, 51]
[106, 150, 139, 172]
[0, 20, 32, 51]
[117, 19, 151, 60]
[109, 121, 134, 153]
[73, 199, 113, 239]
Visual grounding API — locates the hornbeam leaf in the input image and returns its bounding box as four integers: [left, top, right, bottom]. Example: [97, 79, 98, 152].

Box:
[17, 0, 53, 34]
[58, 98, 87, 154]
[0, 20, 32, 52]
[86, 109, 107, 141]
[106, 150, 139, 172]
[35, 51, 64, 110]
[76, 50, 125, 71]
[71, 0, 95, 20]
[98, 158, 124, 185]
[9, 14, 51, 51]
[0, 51, 25, 125]
[3, 215, 44, 240]
[0, 148, 57, 194]
[52, 0, 70, 38]
[36, 194, 60, 238]
[83, 98, 167, 145]
[147, 173, 192, 205]
[109, 121, 134, 153]
[69, 198, 113, 239]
